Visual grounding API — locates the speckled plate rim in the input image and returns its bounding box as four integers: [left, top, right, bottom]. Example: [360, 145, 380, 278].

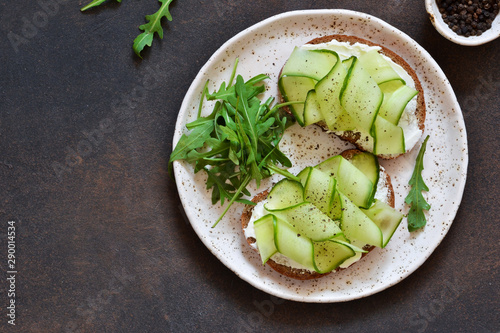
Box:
[173, 9, 468, 303]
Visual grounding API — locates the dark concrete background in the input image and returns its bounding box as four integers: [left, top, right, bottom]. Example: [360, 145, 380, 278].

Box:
[0, 0, 499, 332]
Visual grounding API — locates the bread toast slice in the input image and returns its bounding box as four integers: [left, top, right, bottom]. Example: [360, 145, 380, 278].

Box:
[279, 34, 426, 159]
[241, 149, 396, 280]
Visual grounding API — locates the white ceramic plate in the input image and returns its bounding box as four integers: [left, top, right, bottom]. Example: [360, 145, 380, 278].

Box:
[173, 9, 468, 303]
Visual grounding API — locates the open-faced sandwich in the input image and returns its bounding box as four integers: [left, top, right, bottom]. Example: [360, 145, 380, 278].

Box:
[278, 35, 426, 159]
[241, 149, 403, 280]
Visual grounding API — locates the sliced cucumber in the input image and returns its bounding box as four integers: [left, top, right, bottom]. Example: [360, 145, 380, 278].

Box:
[348, 151, 380, 198]
[303, 89, 325, 126]
[358, 49, 405, 85]
[332, 239, 368, 253]
[315, 154, 342, 177]
[314, 154, 374, 209]
[331, 231, 348, 243]
[313, 240, 355, 274]
[336, 157, 375, 209]
[329, 191, 343, 221]
[281, 47, 340, 81]
[379, 81, 418, 125]
[297, 166, 312, 186]
[274, 217, 315, 271]
[362, 199, 404, 248]
[339, 57, 383, 134]
[279, 45, 419, 155]
[339, 192, 383, 248]
[278, 75, 315, 126]
[304, 167, 336, 215]
[373, 115, 405, 156]
[314, 51, 349, 130]
[342, 56, 355, 68]
[264, 179, 304, 211]
[253, 214, 278, 264]
[272, 202, 342, 242]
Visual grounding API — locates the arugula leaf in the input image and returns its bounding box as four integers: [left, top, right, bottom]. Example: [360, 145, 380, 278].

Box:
[169, 59, 297, 227]
[80, 0, 121, 12]
[405, 135, 431, 232]
[81, 0, 176, 57]
[168, 121, 213, 175]
[133, 0, 174, 58]
[185, 140, 230, 164]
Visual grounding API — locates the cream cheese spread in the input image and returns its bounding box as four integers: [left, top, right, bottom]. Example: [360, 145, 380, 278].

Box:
[300, 40, 422, 153]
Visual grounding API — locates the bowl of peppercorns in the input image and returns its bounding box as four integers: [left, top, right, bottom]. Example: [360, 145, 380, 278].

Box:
[426, 0, 500, 45]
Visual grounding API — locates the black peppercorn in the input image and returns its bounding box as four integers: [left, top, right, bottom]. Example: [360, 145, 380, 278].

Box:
[436, 0, 499, 36]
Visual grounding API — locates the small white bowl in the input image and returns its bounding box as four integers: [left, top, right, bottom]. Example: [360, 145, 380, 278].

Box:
[425, 0, 500, 46]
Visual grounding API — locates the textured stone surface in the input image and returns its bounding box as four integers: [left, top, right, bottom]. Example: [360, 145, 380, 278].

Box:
[0, 1, 498, 332]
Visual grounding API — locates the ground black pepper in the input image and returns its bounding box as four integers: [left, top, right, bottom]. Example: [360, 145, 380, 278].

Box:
[436, 0, 500, 36]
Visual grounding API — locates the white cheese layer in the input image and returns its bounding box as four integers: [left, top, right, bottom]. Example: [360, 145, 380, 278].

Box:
[300, 40, 422, 153]
[244, 167, 390, 272]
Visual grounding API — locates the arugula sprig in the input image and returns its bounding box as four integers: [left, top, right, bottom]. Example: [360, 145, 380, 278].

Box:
[405, 135, 431, 232]
[133, 0, 174, 58]
[80, 0, 174, 58]
[169, 60, 299, 227]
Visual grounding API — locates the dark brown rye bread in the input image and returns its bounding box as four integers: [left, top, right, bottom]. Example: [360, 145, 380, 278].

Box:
[241, 149, 396, 280]
[279, 34, 426, 159]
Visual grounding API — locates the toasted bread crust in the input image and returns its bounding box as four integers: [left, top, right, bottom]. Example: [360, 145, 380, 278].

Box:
[241, 149, 395, 280]
[279, 34, 426, 159]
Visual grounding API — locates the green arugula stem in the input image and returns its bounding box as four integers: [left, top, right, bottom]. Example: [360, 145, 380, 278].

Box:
[263, 101, 304, 121]
[197, 80, 210, 118]
[266, 163, 300, 182]
[212, 173, 252, 228]
[227, 58, 239, 88]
